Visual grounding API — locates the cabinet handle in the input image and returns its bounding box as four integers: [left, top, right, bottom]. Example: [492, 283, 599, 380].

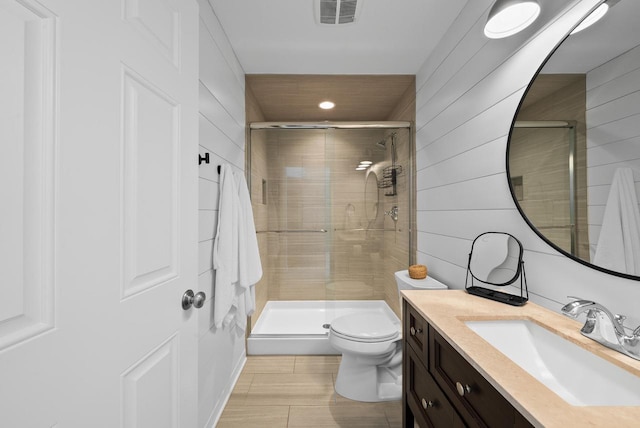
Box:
[410, 326, 423, 336]
[421, 398, 435, 409]
[456, 382, 472, 397]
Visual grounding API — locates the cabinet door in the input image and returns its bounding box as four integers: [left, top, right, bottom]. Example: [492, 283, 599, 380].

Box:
[404, 299, 429, 358]
[430, 326, 515, 427]
[406, 347, 465, 428]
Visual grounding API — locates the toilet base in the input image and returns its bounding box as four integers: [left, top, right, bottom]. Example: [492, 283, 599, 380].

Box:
[334, 351, 402, 402]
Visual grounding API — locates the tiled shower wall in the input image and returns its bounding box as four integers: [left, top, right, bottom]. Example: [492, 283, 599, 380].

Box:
[510, 75, 589, 260]
[249, 127, 411, 310]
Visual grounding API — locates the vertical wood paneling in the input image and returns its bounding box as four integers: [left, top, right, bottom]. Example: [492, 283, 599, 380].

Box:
[415, 0, 640, 326]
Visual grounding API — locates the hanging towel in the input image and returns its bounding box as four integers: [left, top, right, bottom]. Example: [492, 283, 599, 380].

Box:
[593, 167, 640, 275]
[234, 170, 262, 318]
[213, 164, 239, 328]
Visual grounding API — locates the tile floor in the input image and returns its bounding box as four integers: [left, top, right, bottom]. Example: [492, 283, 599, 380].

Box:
[217, 355, 402, 427]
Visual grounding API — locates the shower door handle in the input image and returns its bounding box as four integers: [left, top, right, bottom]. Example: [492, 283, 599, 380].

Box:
[182, 290, 206, 310]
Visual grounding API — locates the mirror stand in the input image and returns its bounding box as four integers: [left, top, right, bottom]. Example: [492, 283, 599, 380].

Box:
[464, 232, 529, 307]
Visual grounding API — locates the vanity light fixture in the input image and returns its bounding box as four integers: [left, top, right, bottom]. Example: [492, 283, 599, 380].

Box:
[570, 2, 609, 35]
[484, 0, 541, 39]
[319, 101, 335, 109]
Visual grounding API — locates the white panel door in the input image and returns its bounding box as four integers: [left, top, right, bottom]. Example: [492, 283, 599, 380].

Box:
[0, 0, 199, 427]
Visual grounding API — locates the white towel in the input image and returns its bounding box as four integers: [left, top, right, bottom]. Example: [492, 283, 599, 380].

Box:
[213, 164, 239, 328]
[593, 167, 640, 275]
[212, 164, 263, 331]
[234, 171, 262, 318]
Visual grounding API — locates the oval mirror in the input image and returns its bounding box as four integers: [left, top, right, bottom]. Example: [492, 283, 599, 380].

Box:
[507, 0, 640, 279]
[364, 170, 379, 221]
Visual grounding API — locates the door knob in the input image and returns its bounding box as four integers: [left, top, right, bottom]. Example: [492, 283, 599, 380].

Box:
[182, 290, 206, 310]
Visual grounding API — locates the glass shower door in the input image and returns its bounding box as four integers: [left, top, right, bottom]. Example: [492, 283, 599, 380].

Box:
[248, 125, 412, 345]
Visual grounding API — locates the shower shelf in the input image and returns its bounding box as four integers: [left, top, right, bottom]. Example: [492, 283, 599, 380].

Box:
[378, 165, 403, 190]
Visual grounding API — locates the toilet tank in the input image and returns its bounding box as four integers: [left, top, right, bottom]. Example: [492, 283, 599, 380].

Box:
[395, 270, 448, 312]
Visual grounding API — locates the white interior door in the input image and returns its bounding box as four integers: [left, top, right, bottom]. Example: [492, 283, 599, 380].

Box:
[0, 0, 200, 426]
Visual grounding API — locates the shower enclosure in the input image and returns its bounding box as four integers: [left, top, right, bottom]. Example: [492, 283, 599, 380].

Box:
[509, 120, 588, 260]
[247, 123, 413, 354]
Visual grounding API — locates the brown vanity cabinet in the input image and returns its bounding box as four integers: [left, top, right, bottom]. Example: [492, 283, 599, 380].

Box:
[402, 299, 534, 428]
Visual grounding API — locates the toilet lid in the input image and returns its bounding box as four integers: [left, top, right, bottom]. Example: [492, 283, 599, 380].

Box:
[330, 312, 399, 342]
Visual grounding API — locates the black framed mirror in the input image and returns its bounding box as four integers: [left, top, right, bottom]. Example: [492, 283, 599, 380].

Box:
[507, 0, 640, 280]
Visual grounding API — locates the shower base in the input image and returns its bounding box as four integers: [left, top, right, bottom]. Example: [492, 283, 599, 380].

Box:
[248, 300, 400, 355]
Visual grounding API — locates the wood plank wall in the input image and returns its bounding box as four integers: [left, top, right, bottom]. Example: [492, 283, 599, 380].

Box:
[415, 0, 640, 326]
[197, 2, 248, 426]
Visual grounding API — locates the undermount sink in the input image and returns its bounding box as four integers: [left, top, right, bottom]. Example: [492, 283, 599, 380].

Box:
[465, 319, 640, 406]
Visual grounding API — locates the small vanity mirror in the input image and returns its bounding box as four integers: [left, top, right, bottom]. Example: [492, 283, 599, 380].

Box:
[465, 232, 528, 306]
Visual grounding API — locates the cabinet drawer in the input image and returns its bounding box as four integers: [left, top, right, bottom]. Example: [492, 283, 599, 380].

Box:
[429, 326, 517, 427]
[403, 299, 428, 358]
[406, 346, 465, 428]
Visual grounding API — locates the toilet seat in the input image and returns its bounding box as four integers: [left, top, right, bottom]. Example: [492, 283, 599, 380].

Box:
[330, 312, 400, 343]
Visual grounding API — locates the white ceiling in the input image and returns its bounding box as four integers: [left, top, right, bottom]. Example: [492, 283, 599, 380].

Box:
[207, 0, 469, 74]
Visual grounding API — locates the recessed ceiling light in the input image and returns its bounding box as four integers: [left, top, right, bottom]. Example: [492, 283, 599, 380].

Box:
[484, 0, 541, 39]
[319, 101, 335, 109]
[356, 167, 367, 171]
[359, 161, 372, 165]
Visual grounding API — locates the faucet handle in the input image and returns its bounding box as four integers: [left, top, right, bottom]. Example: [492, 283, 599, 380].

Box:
[614, 314, 627, 326]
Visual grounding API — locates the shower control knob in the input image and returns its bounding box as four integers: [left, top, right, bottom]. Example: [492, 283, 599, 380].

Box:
[182, 290, 206, 310]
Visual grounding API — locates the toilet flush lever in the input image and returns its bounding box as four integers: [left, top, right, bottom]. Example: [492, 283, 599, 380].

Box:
[182, 290, 206, 310]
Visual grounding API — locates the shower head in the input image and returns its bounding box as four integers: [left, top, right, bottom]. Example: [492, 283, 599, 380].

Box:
[376, 132, 397, 150]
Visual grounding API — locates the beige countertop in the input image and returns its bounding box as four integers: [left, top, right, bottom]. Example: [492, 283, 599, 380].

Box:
[401, 289, 640, 428]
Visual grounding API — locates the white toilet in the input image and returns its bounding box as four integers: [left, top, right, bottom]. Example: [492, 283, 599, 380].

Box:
[328, 270, 448, 402]
[394, 269, 449, 310]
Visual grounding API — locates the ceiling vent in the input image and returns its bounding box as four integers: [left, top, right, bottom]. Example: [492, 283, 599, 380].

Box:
[316, 0, 361, 25]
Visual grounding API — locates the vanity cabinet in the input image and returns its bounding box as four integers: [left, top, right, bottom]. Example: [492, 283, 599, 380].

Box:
[403, 300, 534, 428]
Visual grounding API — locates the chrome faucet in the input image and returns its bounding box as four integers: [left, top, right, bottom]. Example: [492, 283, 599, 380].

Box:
[561, 298, 640, 361]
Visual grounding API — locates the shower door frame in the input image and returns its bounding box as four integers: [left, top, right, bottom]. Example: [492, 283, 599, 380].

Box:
[248, 120, 415, 258]
[247, 121, 415, 329]
[512, 120, 578, 254]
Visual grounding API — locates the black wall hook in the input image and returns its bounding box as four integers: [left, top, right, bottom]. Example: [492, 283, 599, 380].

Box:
[217, 165, 221, 174]
[199, 153, 210, 165]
